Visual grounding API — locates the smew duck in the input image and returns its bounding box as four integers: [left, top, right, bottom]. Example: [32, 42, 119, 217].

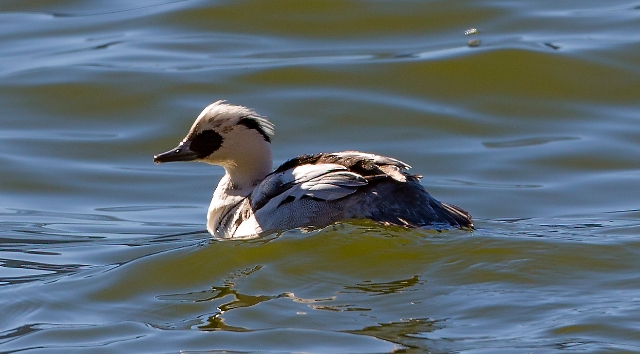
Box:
[154, 100, 472, 239]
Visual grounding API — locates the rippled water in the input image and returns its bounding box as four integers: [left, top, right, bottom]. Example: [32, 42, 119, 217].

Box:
[1, 0, 640, 352]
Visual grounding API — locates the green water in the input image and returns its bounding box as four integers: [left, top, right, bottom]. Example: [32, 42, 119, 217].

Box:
[1, 0, 640, 352]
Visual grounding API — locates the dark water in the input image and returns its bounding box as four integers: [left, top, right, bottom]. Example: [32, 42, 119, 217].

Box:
[1, 0, 640, 352]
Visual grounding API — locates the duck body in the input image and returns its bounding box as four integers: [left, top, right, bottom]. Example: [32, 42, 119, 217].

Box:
[154, 101, 472, 239]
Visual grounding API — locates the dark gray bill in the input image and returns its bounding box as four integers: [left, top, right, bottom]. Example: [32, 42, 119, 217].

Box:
[153, 144, 199, 164]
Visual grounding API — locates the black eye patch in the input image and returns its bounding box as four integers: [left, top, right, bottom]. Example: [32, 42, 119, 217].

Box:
[189, 129, 223, 158]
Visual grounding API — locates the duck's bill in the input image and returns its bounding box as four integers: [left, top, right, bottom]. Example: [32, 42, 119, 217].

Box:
[153, 144, 199, 164]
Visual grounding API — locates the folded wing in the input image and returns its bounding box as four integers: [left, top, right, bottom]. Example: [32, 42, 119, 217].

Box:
[251, 163, 368, 211]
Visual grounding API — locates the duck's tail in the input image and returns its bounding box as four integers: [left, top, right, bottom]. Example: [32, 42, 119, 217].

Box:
[441, 202, 474, 229]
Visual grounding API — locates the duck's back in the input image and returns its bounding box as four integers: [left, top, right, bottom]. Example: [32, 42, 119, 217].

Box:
[242, 151, 472, 235]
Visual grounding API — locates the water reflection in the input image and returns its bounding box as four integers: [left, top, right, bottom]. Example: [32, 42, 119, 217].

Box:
[159, 268, 430, 338]
[343, 275, 423, 296]
[347, 318, 442, 353]
[0, 323, 42, 341]
[197, 315, 250, 333]
[0, 256, 86, 286]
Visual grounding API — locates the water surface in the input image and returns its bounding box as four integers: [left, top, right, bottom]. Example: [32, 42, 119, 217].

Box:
[1, 0, 640, 352]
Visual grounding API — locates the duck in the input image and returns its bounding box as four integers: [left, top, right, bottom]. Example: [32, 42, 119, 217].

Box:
[154, 100, 473, 239]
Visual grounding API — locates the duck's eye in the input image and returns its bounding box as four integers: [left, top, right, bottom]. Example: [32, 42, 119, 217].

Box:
[174, 148, 181, 153]
[189, 129, 224, 158]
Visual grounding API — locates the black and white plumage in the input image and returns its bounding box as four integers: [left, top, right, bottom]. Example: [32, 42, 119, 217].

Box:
[154, 100, 473, 239]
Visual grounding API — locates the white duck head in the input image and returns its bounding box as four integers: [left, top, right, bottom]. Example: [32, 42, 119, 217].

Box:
[154, 100, 275, 190]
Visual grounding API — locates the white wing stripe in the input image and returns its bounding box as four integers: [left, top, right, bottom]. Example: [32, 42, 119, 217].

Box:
[289, 163, 347, 183]
[252, 163, 369, 211]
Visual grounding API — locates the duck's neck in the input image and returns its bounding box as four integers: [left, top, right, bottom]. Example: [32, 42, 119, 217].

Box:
[222, 148, 273, 193]
[207, 154, 272, 238]
[206, 137, 273, 238]
[204, 130, 274, 194]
